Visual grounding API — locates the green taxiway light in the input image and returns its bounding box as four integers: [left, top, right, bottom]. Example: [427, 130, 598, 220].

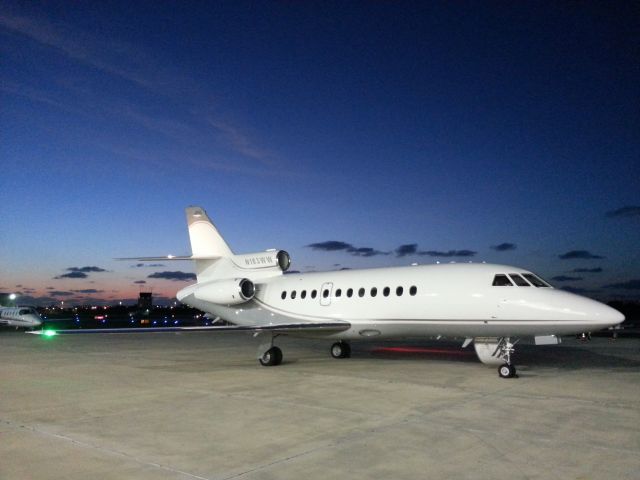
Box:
[42, 330, 57, 337]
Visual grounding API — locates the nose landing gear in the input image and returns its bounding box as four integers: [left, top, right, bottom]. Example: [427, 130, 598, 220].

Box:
[498, 363, 517, 378]
[474, 337, 519, 378]
[495, 338, 517, 378]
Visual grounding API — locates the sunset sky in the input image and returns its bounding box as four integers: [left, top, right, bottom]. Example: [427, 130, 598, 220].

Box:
[1, 2, 638, 306]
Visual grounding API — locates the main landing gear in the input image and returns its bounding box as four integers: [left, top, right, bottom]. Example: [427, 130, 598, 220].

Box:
[259, 346, 283, 366]
[257, 335, 283, 366]
[330, 341, 351, 359]
[257, 338, 352, 366]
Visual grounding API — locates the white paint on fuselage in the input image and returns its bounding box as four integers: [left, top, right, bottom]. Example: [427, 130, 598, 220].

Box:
[178, 263, 623, 340]
[0, 306, 43, 329]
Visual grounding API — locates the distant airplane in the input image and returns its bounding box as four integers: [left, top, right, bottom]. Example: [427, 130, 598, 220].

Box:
[1, 305, 43, 329]
[36, 207, 625, 378]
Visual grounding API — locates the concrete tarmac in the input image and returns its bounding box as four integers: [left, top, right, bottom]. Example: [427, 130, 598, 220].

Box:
[1, 330, 639, 479]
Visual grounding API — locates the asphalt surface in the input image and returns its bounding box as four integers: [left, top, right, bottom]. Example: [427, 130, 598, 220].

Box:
[1, 330, 639, 479]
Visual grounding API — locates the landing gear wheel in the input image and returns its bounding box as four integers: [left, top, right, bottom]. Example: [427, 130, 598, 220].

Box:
[259, 346, 283, 366]
[498, 363, 516, 378]
[330, 342, 351, 359]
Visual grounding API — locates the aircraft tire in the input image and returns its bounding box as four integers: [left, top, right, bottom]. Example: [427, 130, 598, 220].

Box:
[498, 363, 516, 378]
[330, 342, 351, 359]
[259, 347, 283, 366]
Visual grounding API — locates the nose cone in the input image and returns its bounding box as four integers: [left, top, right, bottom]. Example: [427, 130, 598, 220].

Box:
[585, 299, 625, 329]
[600, 303, 625, 327]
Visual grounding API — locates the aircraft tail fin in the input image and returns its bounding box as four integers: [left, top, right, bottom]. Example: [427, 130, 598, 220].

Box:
[185, 206, 236, 282]
[186, 206, 233, 259]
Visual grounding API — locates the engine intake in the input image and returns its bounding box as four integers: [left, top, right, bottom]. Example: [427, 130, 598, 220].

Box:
[194, 278, 255, 305]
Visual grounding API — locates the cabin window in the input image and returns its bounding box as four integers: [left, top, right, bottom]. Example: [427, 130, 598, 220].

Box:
[335, 288, 342, 297]
[358, 287, 365, 297]
[371, 287, 377, 297]
[383, 287, 390, 297]
[492, 274, 513, 286]
[301, 290, 307, 299]
[509, 274, 531, 286]
[311, 290, 317, 299]
[396, 286, 404, 296]
[522, 273, 551, 287]
[410, 286, 417, 296]
[281, 291, 287, 299]
[323, 289, 329, 298]
[291, 290, 297, 299]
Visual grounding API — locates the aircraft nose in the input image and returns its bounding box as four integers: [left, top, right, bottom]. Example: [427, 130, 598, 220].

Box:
[591, 301, 625, 328]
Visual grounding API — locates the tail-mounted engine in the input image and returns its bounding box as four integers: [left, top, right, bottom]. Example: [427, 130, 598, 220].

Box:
[231, 250, 291, 272]
[194, 278, 255, 305]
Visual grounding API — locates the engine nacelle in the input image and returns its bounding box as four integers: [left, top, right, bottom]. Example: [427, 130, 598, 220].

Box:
[194, 278, 255, 305]
[231, 250, 291, 272]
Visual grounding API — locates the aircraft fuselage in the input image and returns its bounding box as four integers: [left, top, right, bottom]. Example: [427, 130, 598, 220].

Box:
[177, 262, 623, 340]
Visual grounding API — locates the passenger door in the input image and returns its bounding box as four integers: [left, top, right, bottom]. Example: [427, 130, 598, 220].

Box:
[320, 282, 333, 306]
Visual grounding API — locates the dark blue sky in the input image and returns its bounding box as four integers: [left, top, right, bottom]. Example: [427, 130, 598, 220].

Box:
[1, 2, 638, 305]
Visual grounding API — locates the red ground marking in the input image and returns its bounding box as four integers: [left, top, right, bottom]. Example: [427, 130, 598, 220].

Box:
[371, 346, 473, 357]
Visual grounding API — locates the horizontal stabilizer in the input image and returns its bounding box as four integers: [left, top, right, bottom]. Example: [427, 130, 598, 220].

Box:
[115, 256, 220, 261]
[28, 322, 350, 336]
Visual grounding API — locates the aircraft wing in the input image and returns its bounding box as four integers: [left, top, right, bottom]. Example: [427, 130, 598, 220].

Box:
[28, 322, 351, 336]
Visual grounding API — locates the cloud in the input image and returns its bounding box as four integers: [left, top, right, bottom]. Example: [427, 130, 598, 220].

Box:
[0, 11, 161, 90]
[572, 267, 603, 273]
[49, 291, 73, 297]
[346, 246, 389, 257]
[395, 244, 418, 257]
[134, 280, 147, 284]
[395, 244, 476, 258]
[70, 289, 104, 294]
[208, 119, 274, 165]
[605, 206, 640, 218]
[307, 241, 389, 257]
[558, 250, 604, 260]
[551, 275, 584, 282]
[53, 266, 108, 279]
[54, 271, 88, 279]
[419, 250, 477, 258]
[603, 279, 640, 290]
[147, 271, 196, 281]
[133, 263, 165, 268]
[491, 243, 517, 252]
[307, 241, 353, 251]
[68, 266, 107, 273]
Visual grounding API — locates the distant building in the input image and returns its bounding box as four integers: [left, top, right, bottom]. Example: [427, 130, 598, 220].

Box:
[138, 292, 152, 311]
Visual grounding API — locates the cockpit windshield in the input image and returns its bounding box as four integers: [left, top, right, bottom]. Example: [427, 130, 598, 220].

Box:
[522, 273, 551, 287]
[492, 272, 552, 287]
[492, 274, 513, 286]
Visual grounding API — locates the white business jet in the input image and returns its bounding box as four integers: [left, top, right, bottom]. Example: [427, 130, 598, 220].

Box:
[1, 305, 43, 329]
[174, 207, 624, 377]
[35, 206, 625, 378]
